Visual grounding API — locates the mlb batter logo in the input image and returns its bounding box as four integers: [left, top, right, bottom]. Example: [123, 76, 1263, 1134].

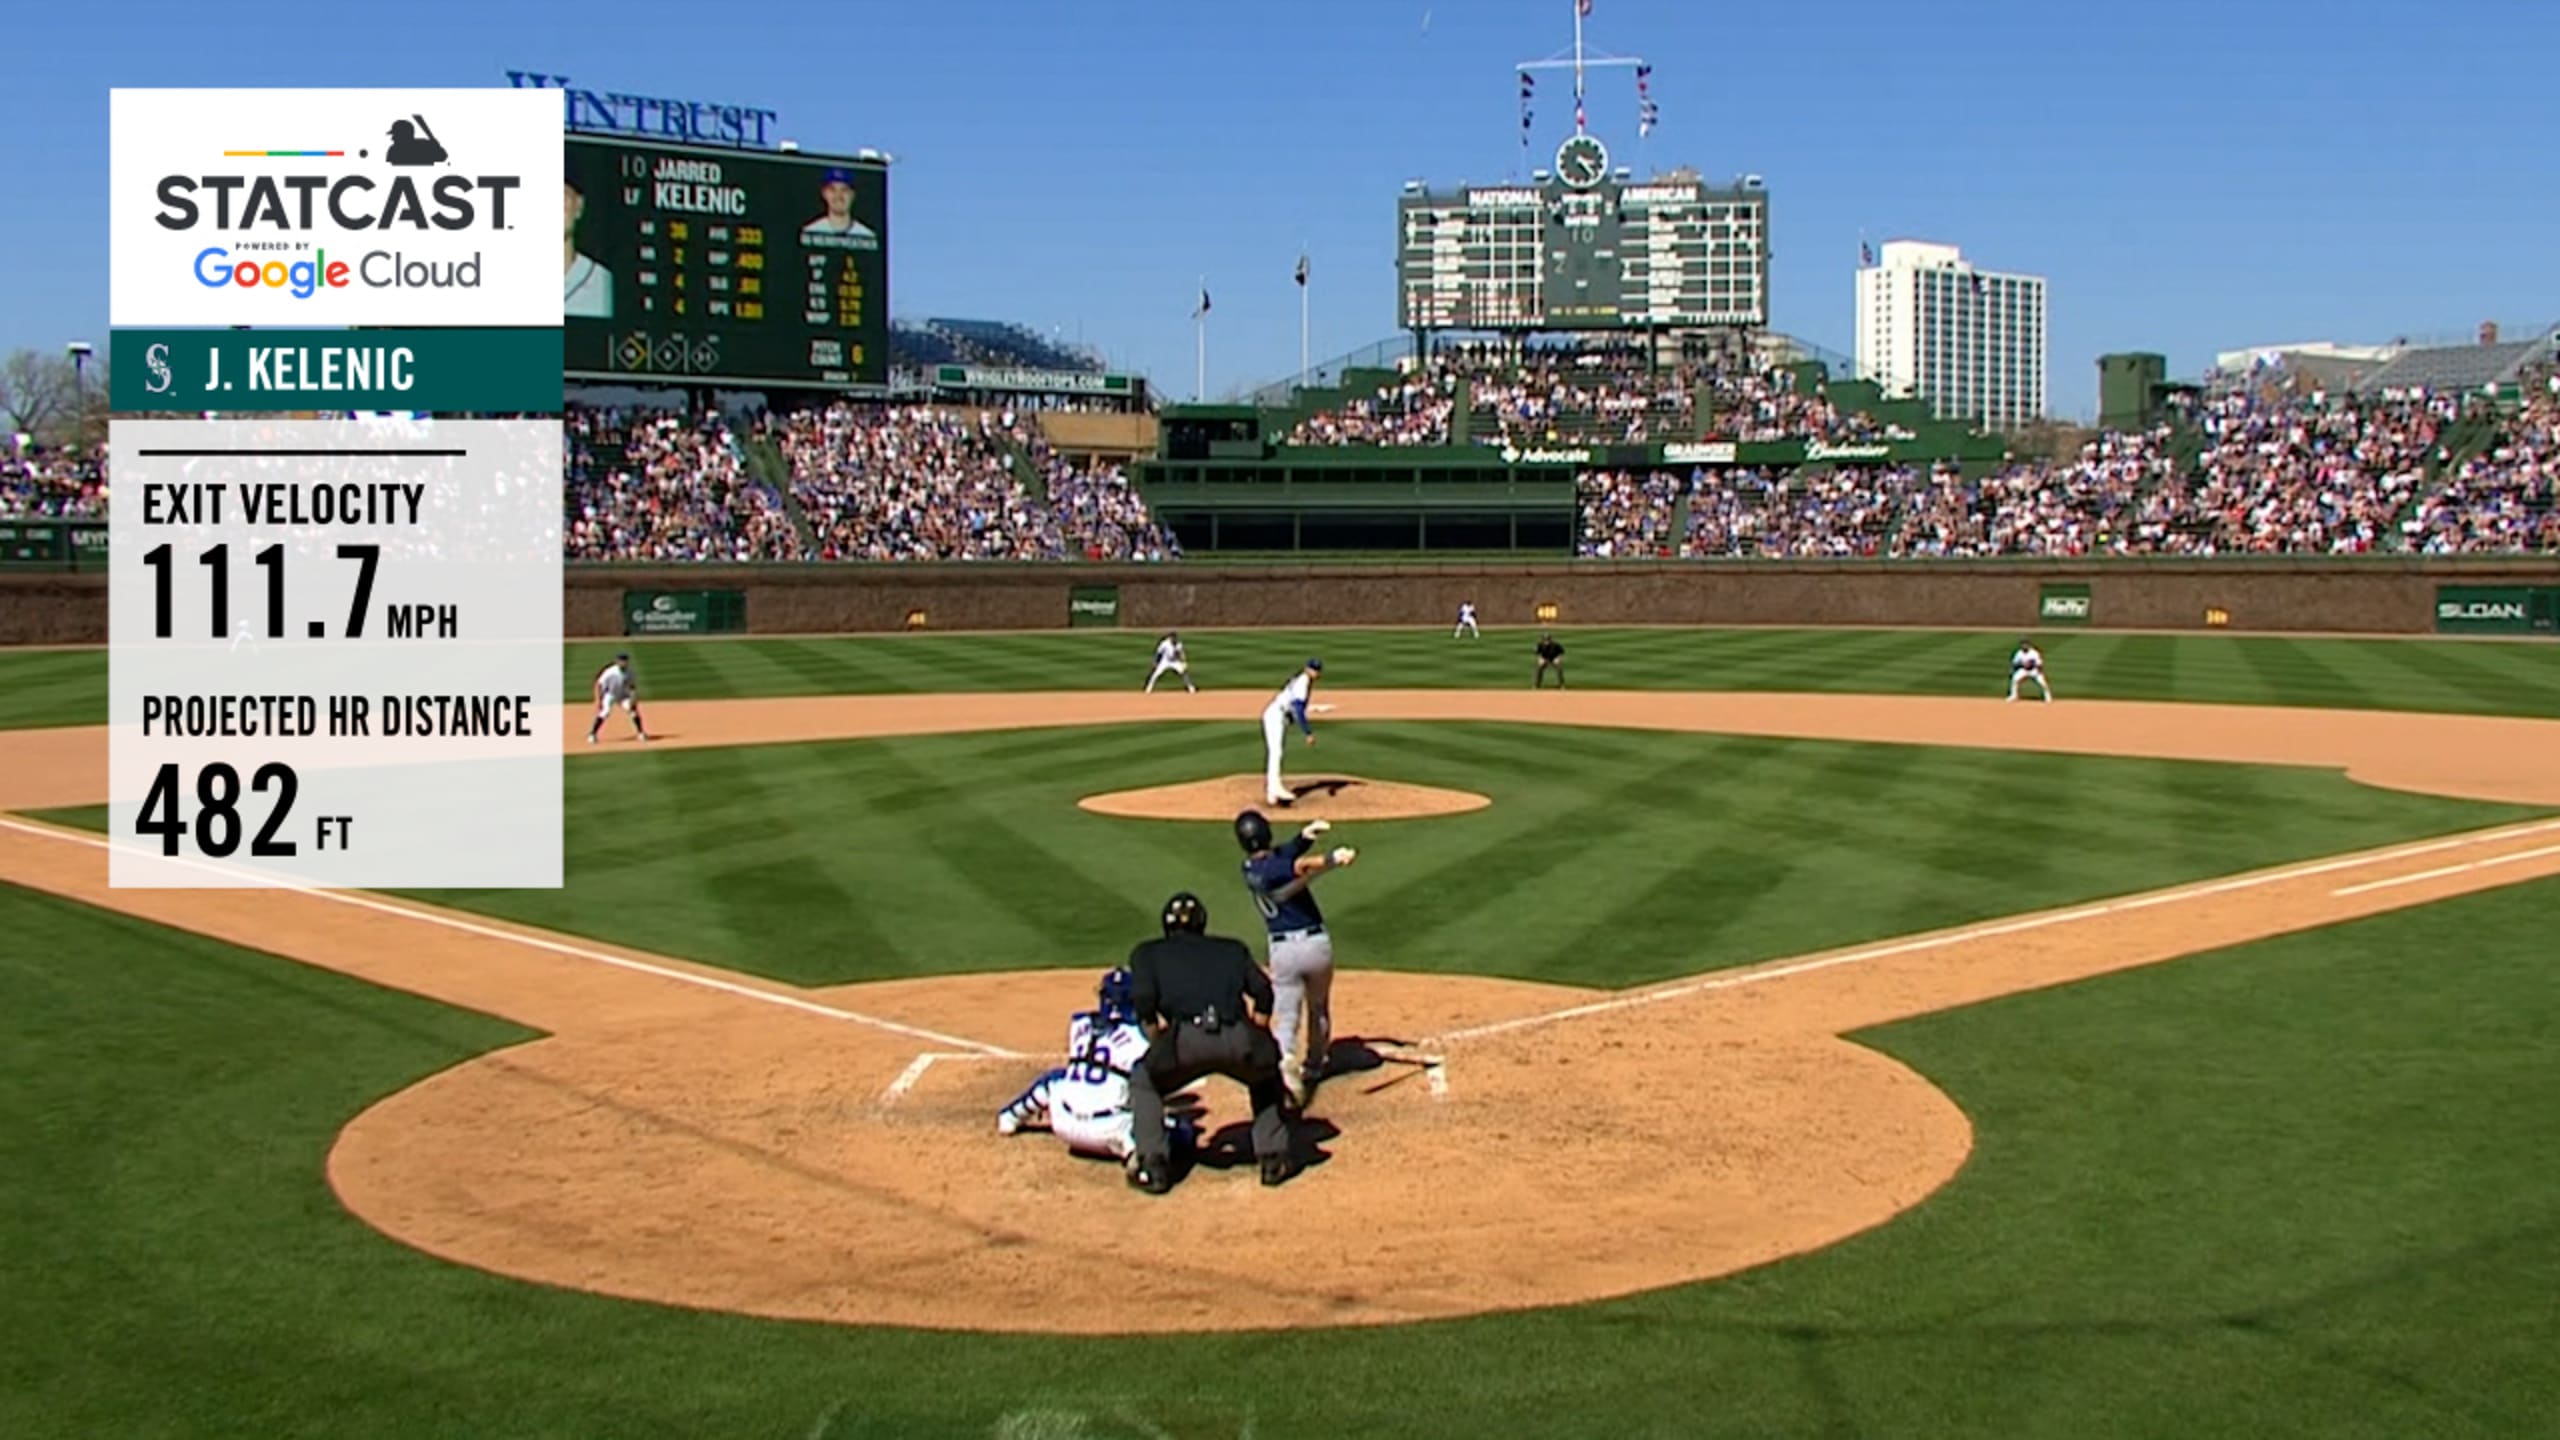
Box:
[109, 88, 563, 327]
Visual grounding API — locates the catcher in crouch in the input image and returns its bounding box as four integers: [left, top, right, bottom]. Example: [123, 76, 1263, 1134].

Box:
[996, 967, 1197, 1163]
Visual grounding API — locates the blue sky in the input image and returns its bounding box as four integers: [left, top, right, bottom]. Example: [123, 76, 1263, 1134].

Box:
[7, 0, 2553, 418]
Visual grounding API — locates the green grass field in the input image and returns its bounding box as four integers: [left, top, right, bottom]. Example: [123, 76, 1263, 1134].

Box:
[34, 720, 2544, 988]
[4, 626, 2558, 732]
[6, 627, 2558, 1436]
[6, 873, 2554, 1438]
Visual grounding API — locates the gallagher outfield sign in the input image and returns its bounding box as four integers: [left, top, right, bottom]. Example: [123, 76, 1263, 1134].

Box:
[110, 89, 563, 326]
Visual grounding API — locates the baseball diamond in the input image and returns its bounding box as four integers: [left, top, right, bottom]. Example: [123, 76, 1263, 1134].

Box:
[9, 3, 2560, 1429]
[7, 635, 2560, 1368]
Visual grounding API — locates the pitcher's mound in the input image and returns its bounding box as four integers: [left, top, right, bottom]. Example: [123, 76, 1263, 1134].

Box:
[1080, 774, 1491, 822]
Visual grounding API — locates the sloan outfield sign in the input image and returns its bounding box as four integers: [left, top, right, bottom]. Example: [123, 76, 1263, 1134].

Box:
[110, 88, 563, 326]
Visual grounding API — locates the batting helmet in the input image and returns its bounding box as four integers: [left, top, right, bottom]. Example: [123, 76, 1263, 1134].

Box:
[1234, 809, 1273, 853]
[1097, 966, 1137, 1022]
[1161, 891, 1207, 935]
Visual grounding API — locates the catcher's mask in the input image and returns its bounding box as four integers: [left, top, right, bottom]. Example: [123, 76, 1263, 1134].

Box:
[1161, 892, 1208, 936]
[1097, 966, 1138, 1021]
[1234, 809, 1273, 853]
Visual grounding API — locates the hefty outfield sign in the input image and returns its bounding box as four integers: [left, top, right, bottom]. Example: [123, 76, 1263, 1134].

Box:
[2038, 583, 2093, 624]
[110, 88, 562, 325]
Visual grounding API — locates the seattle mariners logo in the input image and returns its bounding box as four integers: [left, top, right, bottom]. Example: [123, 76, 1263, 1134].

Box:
[145, 342, 173, 394]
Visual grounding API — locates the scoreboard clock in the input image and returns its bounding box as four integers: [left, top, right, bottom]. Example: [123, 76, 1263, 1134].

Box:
[1556, 133, 1609, 189]
[562, 135, 890, 391]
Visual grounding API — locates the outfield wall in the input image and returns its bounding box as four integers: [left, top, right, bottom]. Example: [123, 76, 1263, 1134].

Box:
[8, 560, 2558, 647]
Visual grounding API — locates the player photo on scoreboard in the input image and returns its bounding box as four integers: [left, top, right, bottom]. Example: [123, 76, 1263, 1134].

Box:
[563, 158, 615, 320]
[800, 166, 879, 249]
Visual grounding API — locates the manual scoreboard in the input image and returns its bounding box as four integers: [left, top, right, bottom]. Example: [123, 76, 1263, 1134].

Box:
[1397, 133, 1766, 333]
[563, 135, 888, 390]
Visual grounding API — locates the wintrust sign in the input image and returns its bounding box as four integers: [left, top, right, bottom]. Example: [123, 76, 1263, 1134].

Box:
[112, 89, 563, 326]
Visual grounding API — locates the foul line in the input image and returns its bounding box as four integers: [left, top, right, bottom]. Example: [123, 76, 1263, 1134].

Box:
[0, 817, 1030, 1060]
[1434, 817, 2560, 1046]
[2332, 842, 2560, 898]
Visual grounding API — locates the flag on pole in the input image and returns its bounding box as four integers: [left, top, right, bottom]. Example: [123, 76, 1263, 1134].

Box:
[1578, 0, 1593, 16]
[1294, 254, 1308, 288]
[1860, 240, 1875, 267]
[1194, 287, 1211, 318]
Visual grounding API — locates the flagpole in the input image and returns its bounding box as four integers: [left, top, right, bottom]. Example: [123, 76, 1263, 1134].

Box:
[1572, 0, 1585, 125]
[1298, 246, 1310, 393]
[1195, 275, 1206, 402]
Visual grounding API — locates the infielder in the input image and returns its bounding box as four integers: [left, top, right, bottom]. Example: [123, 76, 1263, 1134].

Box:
[1236, 808, 1355, 1106]
[1260, 658, 1322, 806]
[588, 652, 650, 743]
[1145, 630, 1196, 693]
[996, 968, 1197, 1162]
[1454, 601, 1480, 639]
[2008, 638, 2053, 703]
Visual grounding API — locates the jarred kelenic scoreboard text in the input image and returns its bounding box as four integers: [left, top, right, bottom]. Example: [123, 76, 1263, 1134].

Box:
[561, 134, 889, 391]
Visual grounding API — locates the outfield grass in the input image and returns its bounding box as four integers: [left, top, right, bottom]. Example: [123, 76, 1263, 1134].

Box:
[40, 723, 2542, 988]
[6, 874, 2553, 1438]
[5, 627, 2558, 732]
[395, 722, 2544, 987]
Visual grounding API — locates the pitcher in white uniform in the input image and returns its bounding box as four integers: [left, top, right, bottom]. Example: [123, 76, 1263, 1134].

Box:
[1260, 658, 1322, 806]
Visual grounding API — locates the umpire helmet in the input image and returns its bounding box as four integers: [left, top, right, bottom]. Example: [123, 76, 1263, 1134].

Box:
[1161, 891, 1208, 935]
[1097, 966, 1137, 1022]
[1234, 809, 1273, 853]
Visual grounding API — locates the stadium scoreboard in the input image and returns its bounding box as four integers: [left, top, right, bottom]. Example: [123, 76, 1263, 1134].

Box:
[1397, 135, 1766, 332]
[563, 135, 887, 390]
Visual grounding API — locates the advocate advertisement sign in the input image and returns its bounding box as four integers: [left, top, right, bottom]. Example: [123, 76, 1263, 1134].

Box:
[110, 88, 563, 326]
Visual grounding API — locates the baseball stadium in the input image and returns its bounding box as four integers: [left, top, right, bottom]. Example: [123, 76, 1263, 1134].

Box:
[7, 6, 2560, 1438]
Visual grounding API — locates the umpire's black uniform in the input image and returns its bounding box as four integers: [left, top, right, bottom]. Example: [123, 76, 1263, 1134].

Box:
[1125, 892, 1294, 1191]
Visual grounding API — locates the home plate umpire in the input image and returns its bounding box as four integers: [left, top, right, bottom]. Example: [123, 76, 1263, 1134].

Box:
[1123, 892, 1296, 1192]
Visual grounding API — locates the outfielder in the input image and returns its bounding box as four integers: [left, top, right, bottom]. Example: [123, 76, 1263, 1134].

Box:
[1237, 808, 1355, 1106]
[996, 968, 1197, 1162]
[1260, 658, 1322, 806]
[588, 652, 650, 743]
[1454, 601, 1480, 639]
[2008, 638, 2053, 703]
[1145, 631, 1196, 694]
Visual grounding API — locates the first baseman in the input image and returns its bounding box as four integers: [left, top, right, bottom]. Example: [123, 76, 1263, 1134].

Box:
[2008, 639, 2053, 702]
[1237, 808, 1355, 1106]
[1261, 658, 1322, 806]
[588, 652, 650, 743]
[1145, 631, 1196, 694]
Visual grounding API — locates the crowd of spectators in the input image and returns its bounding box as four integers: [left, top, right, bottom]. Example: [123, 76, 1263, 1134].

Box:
[2406, 391, 2560, 553]
[12, 372, 2554, 563]
[0, 444, 108, 519]
[1575, 470, 1683, 558]
[772, 404, 1060, 561]
[564, 407, 797, 562]
[1285, 368, 1458, 446]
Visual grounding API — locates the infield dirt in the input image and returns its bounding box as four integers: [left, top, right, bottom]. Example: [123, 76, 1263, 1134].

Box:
[5, 690, 2559, 1333]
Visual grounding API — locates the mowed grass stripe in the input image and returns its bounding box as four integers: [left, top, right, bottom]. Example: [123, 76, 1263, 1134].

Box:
[10, 628, 2560, 733]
